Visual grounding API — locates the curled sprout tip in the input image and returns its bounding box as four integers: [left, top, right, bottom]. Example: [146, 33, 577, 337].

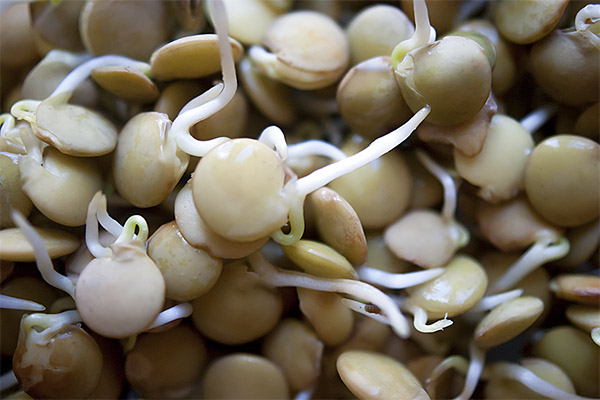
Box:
[96, 193, 123, 237]
[116, 215, 149, 245]
[258, 125, 288, 160]
[145, 303, 193, 331]
[11, 210, 76, 299]
[358, 267, 444, 289]
[405, 303, 454, 333]
[0, 294, 46, 311]
[271, 188, 306, 246]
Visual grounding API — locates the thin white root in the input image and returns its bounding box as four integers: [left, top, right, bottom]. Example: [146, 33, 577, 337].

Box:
[488, 362, 595, 400]
[248, 251, 411, 338]
[287, 140, 346, 161]
[341, 298, 391, 325]
[471, 288, 524, 313]
[52, 55, 150, 98]
[519, 104, 559, 133]
[172, 0, 236, 157]
[453, 342, 485, 400]
[575, 4, 600, 49]
[86, 192, 112, 259]
[359, 267, 444, 289]
[295, 107, 430, 197]
[0, 294, 45, 311]
[491, 237, 570, 294]
[11, 211, 76, 298]
[416, 150, 456, 223]
[258, 125, 288, 160]
[0, 113, 15, 135]
[145, 303, 193, 330]
[96, 193, 123, 237]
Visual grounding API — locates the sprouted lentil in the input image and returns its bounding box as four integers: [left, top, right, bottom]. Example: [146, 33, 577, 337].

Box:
[0, 0, 599, 399]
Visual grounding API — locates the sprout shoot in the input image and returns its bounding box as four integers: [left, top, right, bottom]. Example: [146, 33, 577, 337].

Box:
[575, 4, 600, 49]
[294, 107, 430, 197]
[490, 236, 570, 294]
[391, 0, 435, 67]
[454, 342, 485, 400]
[248, 251, 411, 338]
[287, 140, 347, 162]
[0, 294, 45, 311]
[11, 210, 76, 298]
[258, 126, 288, 160]
[86, 192, 113, 259]
[519, 104, 559, 133]
[592, 327, 600, 346]
[21, 309, 82, 346]
[358, 266, 445, 289]
[172, 0, 237, 157]
[0, 113, 15, 136]
[145, 303, 193, 330]
[487, 362, 595, 400]
[470, 288, 524, 313]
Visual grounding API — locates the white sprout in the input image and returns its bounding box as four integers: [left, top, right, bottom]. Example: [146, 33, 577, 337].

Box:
[575, 4, 600, 49]
[172, 0, 237, 157]
[95, 194, 123, 238]
[287, 140, 347, 161]
[341, 298, 390, 325]
[0, 113, 15, 136]
[415, 150, 457, 223]
[0, 370, 18, 393]
[391, 0, 436, 66]
[86, 192, 113, 259]
[11, 211, 76, 298]
[145, 303, 193, 330]
[0, 294, 45, 311]
[293, 107, 430, 197]
[487, 362, 596, 400]
[358, 266, 445, 289]
[248, 251, 411, 338]
[51, 55, 150, 98]
[470, 288, 524, 313]
[258, 126, 289, 160]
[519, 104, 559, 133]
[21, 310, 82, 347]
[402, 301, 454, 333]
[425, 355, 469, 399]
[453, 342, 485, 400]
[490, 236, 570, 294]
